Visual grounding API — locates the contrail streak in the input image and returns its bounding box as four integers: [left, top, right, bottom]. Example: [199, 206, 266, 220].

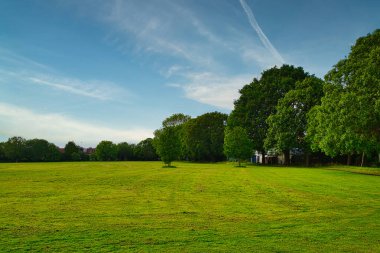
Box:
[239, 0, 285, 64]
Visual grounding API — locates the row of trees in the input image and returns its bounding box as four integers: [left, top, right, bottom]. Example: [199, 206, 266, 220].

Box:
[154, 29, 379, 167]
[0, 137, 158, 162]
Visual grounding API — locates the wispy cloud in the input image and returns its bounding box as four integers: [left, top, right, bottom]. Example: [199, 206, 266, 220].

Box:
[239, 0, 285, 64]
[0, 48, 131, 101]
[28, 75, 126, 101]
[169, 72, 253, 110]
[0, 102, 153, 146]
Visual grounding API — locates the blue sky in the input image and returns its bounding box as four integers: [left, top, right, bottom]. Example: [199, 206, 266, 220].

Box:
[0, 0, 379, 147]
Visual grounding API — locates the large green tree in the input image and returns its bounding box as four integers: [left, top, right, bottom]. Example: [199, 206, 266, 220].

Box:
[182, 112, 228, 162]
[228, 65, 308, 163]
[265, 76, 324, 165]
[153, 114, 189, 166]
[224, 127, 253, 166]
[95, 141, 118, 161]
[307, 29, 380, 165]
[153, 126, 180, 166]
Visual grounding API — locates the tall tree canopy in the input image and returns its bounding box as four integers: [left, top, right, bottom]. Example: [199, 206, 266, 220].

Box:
[228, 65, 309, 162]
[307, 29, 380, 164]
[182, 112, 228, 162]
[265, 76, 324, 165]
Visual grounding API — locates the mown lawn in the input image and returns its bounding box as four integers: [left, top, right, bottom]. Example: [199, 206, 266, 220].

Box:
[0, 162, 379, 252]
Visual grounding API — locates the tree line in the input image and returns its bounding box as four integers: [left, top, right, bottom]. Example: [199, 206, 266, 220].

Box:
[0, 29, 379, 166]
[0, 137, 158, 162]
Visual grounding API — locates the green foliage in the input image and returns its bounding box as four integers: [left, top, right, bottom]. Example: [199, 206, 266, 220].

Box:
[0, 162, 379, 252]
[63, 141, 83, 161]
[162, 113, 191, 128]
[265, 76, 324, 163]
[25, 139, 61, 162]
[153, 126, 181, 166]
[95, 141, 118, 161]
[133, 138, 158, 161]
[117, 142, 134, 161]
[3, 136, 27, 162]
[228, 65, 309, 159]
[307, 29, 380, 160]
[182, 112, 227, 162]
[224, 127, 252, 166]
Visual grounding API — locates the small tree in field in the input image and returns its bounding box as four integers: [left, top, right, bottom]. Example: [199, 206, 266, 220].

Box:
[224, 127, 252, 167]
[153, 126, 180, 167]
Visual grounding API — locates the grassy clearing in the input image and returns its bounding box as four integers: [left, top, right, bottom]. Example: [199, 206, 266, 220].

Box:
[0, 162, 379, 252]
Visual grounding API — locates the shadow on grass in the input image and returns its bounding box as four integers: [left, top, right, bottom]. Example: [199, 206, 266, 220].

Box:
[162, 165, 177, 168]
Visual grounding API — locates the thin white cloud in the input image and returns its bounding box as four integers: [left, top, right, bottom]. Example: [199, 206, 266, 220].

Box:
[0, 102, 153, 147]
[28, 75, 125, 101]
[169, 72, 253, 110]
[239, 0, 285, 64]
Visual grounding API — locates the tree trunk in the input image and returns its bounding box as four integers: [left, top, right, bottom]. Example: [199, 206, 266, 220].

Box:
[347, 154, 351, 166]
[238, 159, 241, 167]
[284, 150, 290, 166]
[361, 152, 365, 167]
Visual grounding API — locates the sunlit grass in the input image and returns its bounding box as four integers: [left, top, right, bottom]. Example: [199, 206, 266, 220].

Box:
[0, 162, 379, 252]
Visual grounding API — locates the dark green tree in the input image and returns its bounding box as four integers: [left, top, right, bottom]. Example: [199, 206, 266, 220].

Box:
[224, 127, 253, 166]
[117, 142, 134, 161]
[265, 76, 324, 165]
[134, 138, 158, 161]
[95, 140, 117, 161]
[153, 126, 180, 166]
[307, 29, 380, 166]
[63, 141, 82, 161]
[25, 139, 61, 162]
[228, 65, 308, 163]
[182, 112, 228, 162]
[4, 137, 27, 162]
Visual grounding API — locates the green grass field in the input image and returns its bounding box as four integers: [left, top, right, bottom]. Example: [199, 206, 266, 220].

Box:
[0, 162, 379, 252]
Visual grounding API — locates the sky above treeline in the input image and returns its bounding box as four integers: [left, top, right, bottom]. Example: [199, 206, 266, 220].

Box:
[1, 0, 379, 147]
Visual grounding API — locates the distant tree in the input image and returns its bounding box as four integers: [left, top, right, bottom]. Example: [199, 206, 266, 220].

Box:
[4, 137, 27, 162]
[95, 141, 117, 161]
[117, 142, 134, 161]
[224, 127, 253, 166]
[307, 29, 380, 165]
[134, 138, 158, 161]
[265, 76, 324, 165]
[228, 65, 308, 163]
[63, 141, 82, 161]
[182, 112, 227, 162]
[153, 126, 180, 166]
[25, 139, 61, 162]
